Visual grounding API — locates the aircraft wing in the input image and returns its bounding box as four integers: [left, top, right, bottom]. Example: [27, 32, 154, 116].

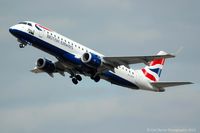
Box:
[103, 54, 175, 68]
[151, 81, 193, 88]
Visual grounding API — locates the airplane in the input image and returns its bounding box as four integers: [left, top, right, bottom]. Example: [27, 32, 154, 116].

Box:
[9, 21, 192, 92]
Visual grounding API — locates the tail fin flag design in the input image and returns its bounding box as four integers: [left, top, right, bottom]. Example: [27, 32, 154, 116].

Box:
[142, 51, 167, 82]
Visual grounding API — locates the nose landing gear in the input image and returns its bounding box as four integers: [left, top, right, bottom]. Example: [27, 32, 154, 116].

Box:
[19, 43, 26, 48]
[17, 39, 30, 48]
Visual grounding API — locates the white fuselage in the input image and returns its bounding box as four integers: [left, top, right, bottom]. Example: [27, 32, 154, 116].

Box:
[9, 21, 156, 91]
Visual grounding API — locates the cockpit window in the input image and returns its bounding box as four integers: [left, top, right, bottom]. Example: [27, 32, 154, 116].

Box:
[18, 22, 27, 25]
[18, 22, 32, 27]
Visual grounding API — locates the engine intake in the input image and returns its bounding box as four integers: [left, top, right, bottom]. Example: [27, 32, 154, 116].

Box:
[81, 52, 102, 68]
[36, 58, 56, 73]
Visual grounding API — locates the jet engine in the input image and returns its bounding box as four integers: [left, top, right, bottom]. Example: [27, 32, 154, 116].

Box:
[36, 58, 56, 73]
[81, 52, 102, 68]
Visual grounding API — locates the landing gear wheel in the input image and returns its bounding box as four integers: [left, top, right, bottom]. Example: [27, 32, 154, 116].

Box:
[19, 44, 25, 48]
[92, 75, 100, 82]
[75, 75, 82, 81]
[72, 78, 78, 85]
[94, 76, 100, 82]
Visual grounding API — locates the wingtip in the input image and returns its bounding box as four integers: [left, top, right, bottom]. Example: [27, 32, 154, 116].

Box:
[163, 53, 176, 59]
[169, 53, 176, 58]
[157, 51, 176, 58]
[187, 82, 194, 84]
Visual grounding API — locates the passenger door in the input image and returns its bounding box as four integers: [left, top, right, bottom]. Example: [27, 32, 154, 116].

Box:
[35, 24, 43, 38]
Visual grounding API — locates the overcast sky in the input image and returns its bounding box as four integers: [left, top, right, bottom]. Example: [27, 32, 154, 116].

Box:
[0, 0, 199, 133]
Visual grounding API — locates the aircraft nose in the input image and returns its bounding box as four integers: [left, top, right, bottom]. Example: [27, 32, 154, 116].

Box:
[9, 25, 18, 36]
[9, 25, 15, 35]
[9, 27, 14, 34]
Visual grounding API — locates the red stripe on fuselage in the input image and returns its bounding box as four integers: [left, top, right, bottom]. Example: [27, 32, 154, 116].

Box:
[142, 68, 156, 81]
[36, 24, 52, 31]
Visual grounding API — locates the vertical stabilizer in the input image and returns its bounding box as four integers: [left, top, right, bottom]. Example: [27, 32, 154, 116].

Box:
[141, 51, 167, 82]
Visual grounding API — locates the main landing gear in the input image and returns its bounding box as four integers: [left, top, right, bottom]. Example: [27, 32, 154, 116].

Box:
[70, 74, 100, 85]
[71, 74, 82, 85]
[91, 75, 100, 82]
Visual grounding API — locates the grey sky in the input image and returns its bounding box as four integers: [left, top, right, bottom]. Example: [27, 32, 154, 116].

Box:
[0, 0, 199, 133]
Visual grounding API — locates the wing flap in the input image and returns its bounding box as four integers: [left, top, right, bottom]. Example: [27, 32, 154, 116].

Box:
[151, 81, 193, 88]
[31, 67, 44, 73]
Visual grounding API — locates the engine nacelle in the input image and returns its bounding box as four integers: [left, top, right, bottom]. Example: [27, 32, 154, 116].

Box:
[36, 58, 56, 73]
[81, 52, 102, 68]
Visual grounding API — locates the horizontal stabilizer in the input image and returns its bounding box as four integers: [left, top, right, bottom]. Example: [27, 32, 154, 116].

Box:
[151, 81, 193, 88]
